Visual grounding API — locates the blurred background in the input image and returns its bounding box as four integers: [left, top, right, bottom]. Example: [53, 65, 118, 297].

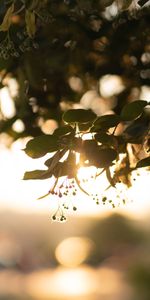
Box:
[0, 0, 150, 299]
[0, 139, 150, 300]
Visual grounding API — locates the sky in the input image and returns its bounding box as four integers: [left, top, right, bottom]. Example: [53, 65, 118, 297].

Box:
[0, 137, 150, 219]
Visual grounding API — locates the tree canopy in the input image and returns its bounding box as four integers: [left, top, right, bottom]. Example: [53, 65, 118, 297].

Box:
[0, 0, 150, 219]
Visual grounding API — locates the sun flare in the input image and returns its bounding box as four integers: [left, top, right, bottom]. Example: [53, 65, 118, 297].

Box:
[0, 138, 150, 219]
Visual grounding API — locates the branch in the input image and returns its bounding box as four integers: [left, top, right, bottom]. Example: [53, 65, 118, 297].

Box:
[13, 5, 25, 16]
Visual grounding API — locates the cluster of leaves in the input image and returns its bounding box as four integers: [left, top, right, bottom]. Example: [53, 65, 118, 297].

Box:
[23, 101, 150, 205]
[0, 0, 150, 141]
[0, 0, 53, 59]
[0, 0, 149, 59]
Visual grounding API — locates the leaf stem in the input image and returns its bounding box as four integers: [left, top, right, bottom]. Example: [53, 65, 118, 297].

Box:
[74, 174, 90, 196]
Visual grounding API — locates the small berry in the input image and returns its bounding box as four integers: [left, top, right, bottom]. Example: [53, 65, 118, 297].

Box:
[73, 206, 77, 211]
[102, 196, 107, 202]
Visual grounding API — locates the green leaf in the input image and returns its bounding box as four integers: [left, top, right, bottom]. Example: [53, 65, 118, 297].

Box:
[120, 100, 148, 121]
[138, 0, 149, 7]
[78, 122, 93, 131]
[70, 137, 83, 153]
[25, 10, 36, 38]
[95, 132, 115, 145]
[94, 114, 121, 129]
[63, 109, 96, 124]
[83, 139, 98, 155]
[23, 169, 51, 180]
[52, 161, 76, 178]
[0, 3, 14, 31]
[85, 147, 117, 168]
[44, 148, 67, 168]
[52, 151, 77, 178]
[24, 135, 59, 158]
[119, 0, 132, 10]
[136, 157, 150, 168]
[53, 125, 74, 137]
[100, 0, 114, 7]
[25, 0, 44, 11]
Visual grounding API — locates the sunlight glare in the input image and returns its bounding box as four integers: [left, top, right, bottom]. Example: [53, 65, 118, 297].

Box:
[0, 137, 150, 218]
[26, 266, 98, 298]
[0, 87, 16, 118]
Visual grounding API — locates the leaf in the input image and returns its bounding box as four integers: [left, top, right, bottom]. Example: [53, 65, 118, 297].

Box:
[44, 148, 67, 169]
[95, 132, 115, 145]
[81, 139, 99, 164]
[53, 125, 74, 137]
[52, 161, 74, 178]
[138, 0, 149, 7]
[25, 10, 36, 38]
[86, 147, 117, 168]
[123, 124, 148, 144]
[24, 135, 59, 158]
[25, 0, 46, 11]
[83, 139, 98, 156]
[78, 122, 93, 131]
[94, 114, 121, 129]
[100, 0, 114, 7]
[63, 109, 96, 124]
[23, 169, 51, 180]
[0, 3, 14, 31]
[56, 151, 77, 177]
[136, 157, 150, 168]
[120, 100, 148, 121]
[119, 0, 132, 10]
[70, 137, 83, 153]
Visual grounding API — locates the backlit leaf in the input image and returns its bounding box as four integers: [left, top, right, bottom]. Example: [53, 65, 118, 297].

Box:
[138, 0, 149, 7]
[121, 100, 148, 121]
[24, 135, 59, 158]
[0, 4, 14, 31]
[78, 122, 93, 131]
[70, 137, 83, 153]
[53, 125, 74, 137]
[94, 114, 121, 129]
[100, 0, 114, 7]
[86, 147, 117, 168]
[63, 109, 96, 124]
[44, 148, 67, 168]
[136, 157, 150, 168]
[25, 10, 36, 37]
[83, 139, 98, 156]
[23, 169, 51, 180]
[95, 132, 115, 145]
[119, 0, 132, 10]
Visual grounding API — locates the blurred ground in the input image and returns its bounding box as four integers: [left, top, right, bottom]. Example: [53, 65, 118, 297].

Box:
[0, 211, 150, 300]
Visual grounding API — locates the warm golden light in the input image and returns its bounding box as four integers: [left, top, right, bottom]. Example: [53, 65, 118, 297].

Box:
[55, 237, 94, 267]
[0, 138, 150, 218]
[26, 266, 98, 298]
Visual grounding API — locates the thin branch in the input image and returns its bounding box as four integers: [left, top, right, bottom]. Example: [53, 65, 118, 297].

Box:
[13, 4, 25, 15]
[75, 175, 90, 196]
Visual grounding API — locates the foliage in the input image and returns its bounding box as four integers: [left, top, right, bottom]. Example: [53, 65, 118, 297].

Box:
[0, 0, 150, 136]
[23, 104, 150, 220]
[0, 0, 150, 219]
